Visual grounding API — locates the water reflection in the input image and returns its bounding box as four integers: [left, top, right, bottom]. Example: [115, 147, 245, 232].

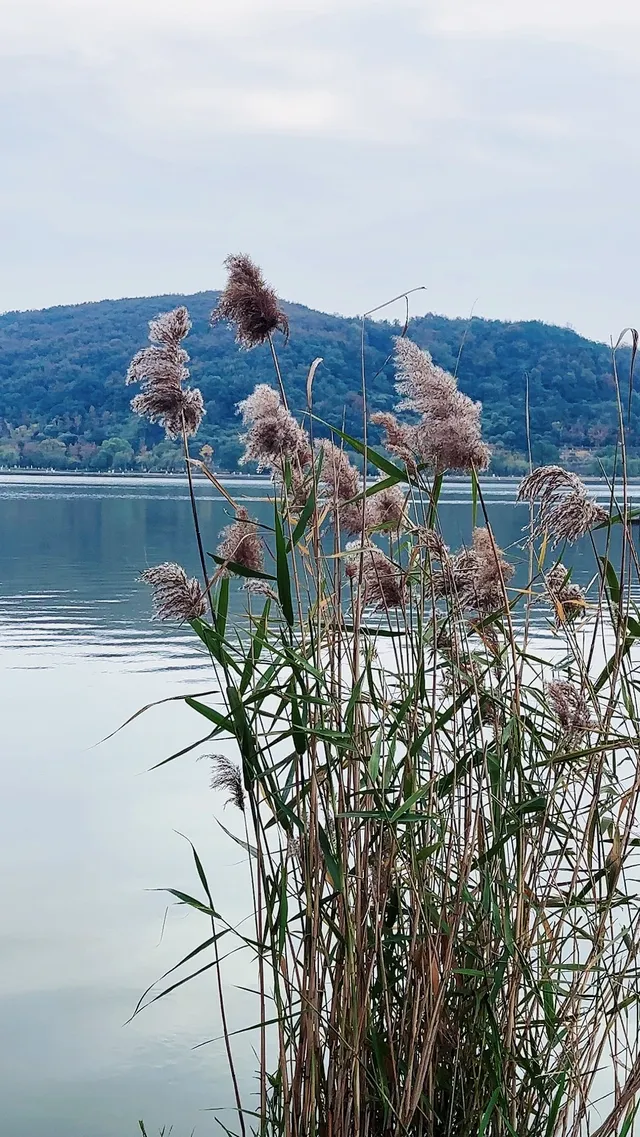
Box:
[0, 474, 633, 1137]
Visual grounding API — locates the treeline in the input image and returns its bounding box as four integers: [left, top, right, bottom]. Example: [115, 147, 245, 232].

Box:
[0, 291, 635, 473]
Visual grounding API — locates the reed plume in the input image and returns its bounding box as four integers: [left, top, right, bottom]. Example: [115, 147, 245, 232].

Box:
[417, 526, 449, 560]
[366, 484, 407, 530]
[387, 337, 491, 473]
[140, 562, 206, 622]
[518, 465, 607, 543]
[127, 306, 204, 439]
[547, 679, 592, 737]
[216, 508, 264, 575]
[544, 563, 587, 625]
[433, 526, 513, 615]
[370, 411, 420, 473]
[211, 254, 289, 348]
[318, 442, 406, 534]
[345, 540, 406, 608]
[237, 384, 312, 476]
[317, 439, 369, 534]
[210, 756, 245, 812]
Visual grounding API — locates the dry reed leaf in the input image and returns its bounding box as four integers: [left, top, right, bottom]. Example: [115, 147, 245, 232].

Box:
[306, 357, 323, 406]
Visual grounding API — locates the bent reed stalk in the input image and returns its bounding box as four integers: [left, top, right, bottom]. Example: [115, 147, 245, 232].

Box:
[129, 260, 640, 1137]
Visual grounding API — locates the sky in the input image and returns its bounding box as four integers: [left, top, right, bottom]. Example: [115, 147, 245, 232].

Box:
[2, 0, 640, 340]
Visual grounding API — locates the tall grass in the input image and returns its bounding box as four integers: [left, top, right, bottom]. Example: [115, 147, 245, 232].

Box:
[127, 268, 640, 1137]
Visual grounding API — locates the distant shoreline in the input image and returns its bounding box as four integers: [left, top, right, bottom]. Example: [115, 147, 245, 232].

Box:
[0, 468, 270, 481]
[0, 468, 637, 485]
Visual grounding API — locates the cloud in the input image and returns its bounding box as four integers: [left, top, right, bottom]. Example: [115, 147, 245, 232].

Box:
[1, 0, 639, 341]
[427, 0, 640, 38]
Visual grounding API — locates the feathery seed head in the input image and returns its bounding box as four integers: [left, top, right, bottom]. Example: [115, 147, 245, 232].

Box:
[417, 527, 449, 561]
[390, 338, 490, 474]
[148, 306, 192, 347]
[418, 413, 491, 475]
[544, 564, 587, 625]
[243, 579, 279, 603]
[370, 412, 420, 472]
[211, 254, 289, 348]
[366, 485, 407, 531]
[547, 679, 592, 737]
[126, 306, 204, 438]
[237, 384, 312, 474]
[434, 527, 513, 615]
[345, 540, 406, 609]
[140, 562, 206, 622]
[317, 440, 367, 535]
[210, 756, 245, 812]
[517, 465, 607, 544]
[216, 507, 265, 576]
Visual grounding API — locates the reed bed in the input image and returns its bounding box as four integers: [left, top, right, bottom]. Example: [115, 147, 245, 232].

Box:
[128, 260, 640, 1137]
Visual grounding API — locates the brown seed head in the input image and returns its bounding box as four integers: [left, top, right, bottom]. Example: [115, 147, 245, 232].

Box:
[237, 384, 312, 476]
[140, 562, 206, 622]
[434, 527, 513, 615]
[547, 679, 592, 737]
[392, 338, 491, 474]
[366, 485, 407, 531]
[317, 440, 368, 535]
[211, 253, 289, 349]
[370, 411, 420, 473]
[345, 540, 406, 609]
[216, 507, 265, 576]
[544, 564, 587, 625]
[517, 465, 607, 544]
[210, 755, 245, 812]
[417, 527, 449, 561]
[126, 306, 204, 438]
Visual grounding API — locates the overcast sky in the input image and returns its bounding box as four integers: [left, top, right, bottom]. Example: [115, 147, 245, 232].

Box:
[2, 0, 639, 340]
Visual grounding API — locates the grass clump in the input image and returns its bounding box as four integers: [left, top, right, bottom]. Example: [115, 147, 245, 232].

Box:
[128, 258, 640, 1137]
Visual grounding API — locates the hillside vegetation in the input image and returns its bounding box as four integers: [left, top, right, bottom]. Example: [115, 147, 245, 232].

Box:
[0, 291, 634, 473]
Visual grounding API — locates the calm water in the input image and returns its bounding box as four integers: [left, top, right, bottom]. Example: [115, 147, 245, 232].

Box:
[0, 474, 633, 1137]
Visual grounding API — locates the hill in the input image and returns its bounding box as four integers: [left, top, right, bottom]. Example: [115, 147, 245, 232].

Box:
[0, 291, 634, 474]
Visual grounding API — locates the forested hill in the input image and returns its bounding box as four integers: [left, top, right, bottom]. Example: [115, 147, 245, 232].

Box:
[0, 291, 634, 473]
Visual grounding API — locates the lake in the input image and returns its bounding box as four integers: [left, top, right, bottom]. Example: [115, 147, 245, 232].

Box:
[0, 474, 632, 1137]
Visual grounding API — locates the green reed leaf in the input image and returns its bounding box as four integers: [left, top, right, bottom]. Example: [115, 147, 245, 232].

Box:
[309, 416, 408, 481]
[544, 1071, 567, 1137]
[288, 487, 317, 551]
[209, 555, 276, 581]
[600, 555, 621, 608]
[274, 504, 294, 626]
[185, 696, 231, 731]
[240, 600, 271, 695]
[227, 683, 260, 789]
[318, 824, 344, 891]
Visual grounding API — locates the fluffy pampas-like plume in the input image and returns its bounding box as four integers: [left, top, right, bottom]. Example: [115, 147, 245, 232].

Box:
[370, 412, 420, 474]
[517, 465, 607, 544]
[237, 384, 312, 476]
[433, 527, 513, 615]
[210, 755, 245, 812]
[211, 254, 289, 348]
[544, 564, 587, 626]
[127, 306, 204, 439]
[318, 441, 407, 535]
[383, 338, 491, 474]
[216, 508, 265, 575]
[345, 541, 406, 609]
[318, 440, 368, 535]
[416, 527, 449, 561]
[140, 562, 206, 622]
[547, 679, 592, 737]
[366, 485, 407, 531]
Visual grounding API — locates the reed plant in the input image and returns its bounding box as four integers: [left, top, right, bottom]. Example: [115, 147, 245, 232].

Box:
[127, 260, 640, 1137]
